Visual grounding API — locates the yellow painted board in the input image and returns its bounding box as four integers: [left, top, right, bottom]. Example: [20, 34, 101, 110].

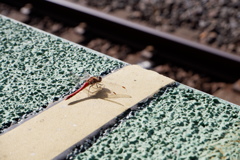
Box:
[0, 65, 174, 160]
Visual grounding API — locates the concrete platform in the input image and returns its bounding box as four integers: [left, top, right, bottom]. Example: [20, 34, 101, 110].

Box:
[0, 15, 239, 160]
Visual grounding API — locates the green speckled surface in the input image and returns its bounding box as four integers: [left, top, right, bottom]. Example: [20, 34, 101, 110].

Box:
[0, 15, 125, 132]
[74, 83, 240, 159]
[0, 15, 239, 160]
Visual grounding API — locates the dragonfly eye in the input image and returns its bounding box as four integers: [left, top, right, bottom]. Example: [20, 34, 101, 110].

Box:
[93, 76, 102, 81]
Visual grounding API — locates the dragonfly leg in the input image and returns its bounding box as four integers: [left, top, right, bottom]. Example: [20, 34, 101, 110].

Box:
[97, 83, 104, 89]
[87, 84, 101, 96]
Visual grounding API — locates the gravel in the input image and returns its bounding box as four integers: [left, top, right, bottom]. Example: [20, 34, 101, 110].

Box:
[70, 0, 240, 55]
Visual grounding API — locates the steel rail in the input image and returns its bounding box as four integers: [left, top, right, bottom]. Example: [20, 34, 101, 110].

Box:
[2, 0, 240, 81]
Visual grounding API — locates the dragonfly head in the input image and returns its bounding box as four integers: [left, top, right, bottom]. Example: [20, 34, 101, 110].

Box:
[88, 76, 102, 84]
[96, 76, 102, 82]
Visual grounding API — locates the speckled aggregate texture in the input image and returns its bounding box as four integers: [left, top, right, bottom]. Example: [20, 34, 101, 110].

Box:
[1, 15, 240, 160]
[74, 83, 240, 160]
[0, 16, 125, 132]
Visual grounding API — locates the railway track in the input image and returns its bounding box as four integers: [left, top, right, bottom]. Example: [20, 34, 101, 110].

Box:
[1, 0, 240, 104]
[2, 0, 240, 81]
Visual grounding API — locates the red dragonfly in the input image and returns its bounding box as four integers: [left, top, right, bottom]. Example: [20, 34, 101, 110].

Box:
[65, 76, 102, 100]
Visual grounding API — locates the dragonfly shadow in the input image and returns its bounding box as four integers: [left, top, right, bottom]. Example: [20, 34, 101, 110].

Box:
[68, 88, 125, 106]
